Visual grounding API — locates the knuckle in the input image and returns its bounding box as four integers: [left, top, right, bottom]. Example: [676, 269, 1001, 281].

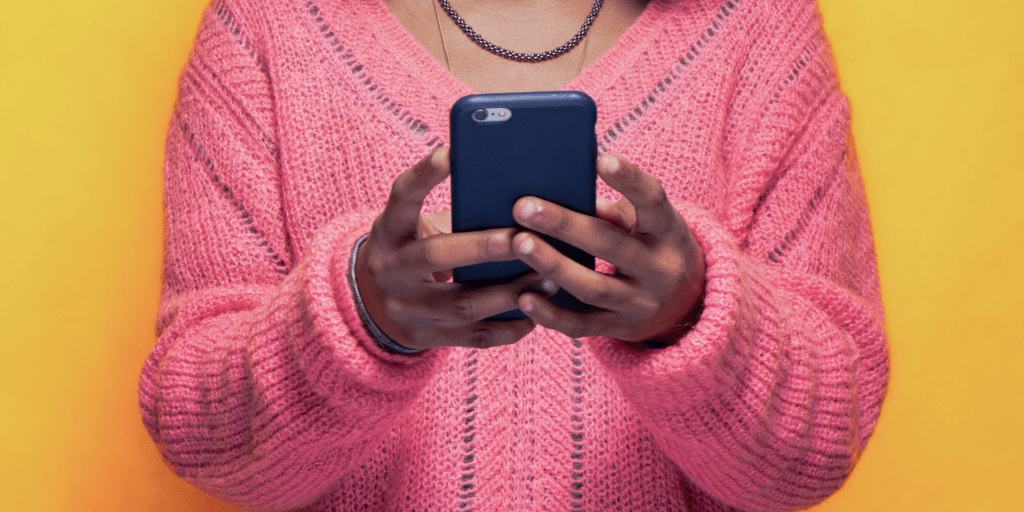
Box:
[387, 178, 407, 203]
[469, 329, 493, 349]
[366, 258, 387, 282]
[479, 235, 498, 260]
[655, 252, 686, 280]
[482, 231, 511, 259]
[566, 318, 589, 339]
[363, 248, 391, 281]
[651, 259, 675, 280]
[383, 298, 405, 319]
[602, 232, 630, 259]
[553, 209, 574, 234]
[634, 296, 660, 319]
[450, 296, 478, 322]
[413, 239, 437, 267]
[401, 238, 444, 271]
[583, 282, 615, 307]
[537, 254, 565, 279]
[544, 264, 566, 282]
[647, 183, 670, 209]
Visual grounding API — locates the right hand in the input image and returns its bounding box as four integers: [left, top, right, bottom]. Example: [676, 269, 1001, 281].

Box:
[355, 147, 553, 350]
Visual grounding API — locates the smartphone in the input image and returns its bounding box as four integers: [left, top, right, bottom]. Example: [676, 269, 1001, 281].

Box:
[450, 91, 598, 320]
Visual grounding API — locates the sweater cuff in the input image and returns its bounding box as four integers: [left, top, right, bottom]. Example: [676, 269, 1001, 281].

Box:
[585, 200, 743, 395]
[297, 212, 442, 400]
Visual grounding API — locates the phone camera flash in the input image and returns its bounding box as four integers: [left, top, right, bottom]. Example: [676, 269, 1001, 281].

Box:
[472, 108, 513, 123]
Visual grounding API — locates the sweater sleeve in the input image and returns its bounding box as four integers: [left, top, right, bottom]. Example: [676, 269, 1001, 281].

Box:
[138, 3, 443, 511]
[586, 19, 889, 512]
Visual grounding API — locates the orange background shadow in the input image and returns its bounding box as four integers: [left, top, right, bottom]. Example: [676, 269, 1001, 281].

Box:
[1, 0, 1021, 510]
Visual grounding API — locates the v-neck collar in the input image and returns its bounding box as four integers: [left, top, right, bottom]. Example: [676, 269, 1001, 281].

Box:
[356, 0, 671, 106]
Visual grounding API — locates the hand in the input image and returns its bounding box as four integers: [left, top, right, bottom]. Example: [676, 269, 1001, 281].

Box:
[511, 153, 706, 345]
[356, 148, 552, 350]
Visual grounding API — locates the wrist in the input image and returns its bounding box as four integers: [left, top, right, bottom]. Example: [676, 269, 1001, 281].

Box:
[348, 234, 425, 355]
[642, 228, 707, 348]
[642, 297, 704, 348]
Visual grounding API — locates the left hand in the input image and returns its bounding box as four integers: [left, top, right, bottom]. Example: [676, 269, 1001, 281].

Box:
[512, 153, 706, 345]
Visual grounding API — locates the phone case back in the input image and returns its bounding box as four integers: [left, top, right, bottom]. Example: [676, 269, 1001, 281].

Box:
[450, 91, 597, 317]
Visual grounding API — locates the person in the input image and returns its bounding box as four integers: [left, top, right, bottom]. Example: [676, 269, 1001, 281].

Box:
[139, 0, 890, 509]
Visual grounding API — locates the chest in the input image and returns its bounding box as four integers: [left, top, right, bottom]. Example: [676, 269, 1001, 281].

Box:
[267, 0, 737, 258]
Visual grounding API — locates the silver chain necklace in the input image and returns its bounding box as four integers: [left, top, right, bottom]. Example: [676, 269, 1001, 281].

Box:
[435, 0, 604, 62]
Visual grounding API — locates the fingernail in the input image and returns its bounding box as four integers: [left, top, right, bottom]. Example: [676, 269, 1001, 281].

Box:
[431, 147, 450, 171]
[521, 298, 534, 313]
[517, 236, 534, 256]
[541, 279, 558, 294]
[602, 154, 620, 174]
[517, 199, 537, 221]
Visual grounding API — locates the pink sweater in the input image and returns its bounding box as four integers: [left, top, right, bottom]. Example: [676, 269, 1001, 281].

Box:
[139, 0, 889, 510]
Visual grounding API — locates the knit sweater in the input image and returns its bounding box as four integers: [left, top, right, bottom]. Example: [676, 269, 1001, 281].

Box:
[139, 0, 889, 510]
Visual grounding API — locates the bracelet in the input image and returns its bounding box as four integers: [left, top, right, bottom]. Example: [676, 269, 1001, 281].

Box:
[348, 234, 425, 355]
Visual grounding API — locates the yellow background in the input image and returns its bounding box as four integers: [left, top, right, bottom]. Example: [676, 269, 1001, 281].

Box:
[1, 0, 1021, 510]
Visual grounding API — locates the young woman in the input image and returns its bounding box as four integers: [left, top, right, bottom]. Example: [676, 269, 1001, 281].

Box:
[140, 0, 889, 510]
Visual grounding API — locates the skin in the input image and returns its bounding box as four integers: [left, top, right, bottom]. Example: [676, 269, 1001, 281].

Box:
[357, 0, 706, 350]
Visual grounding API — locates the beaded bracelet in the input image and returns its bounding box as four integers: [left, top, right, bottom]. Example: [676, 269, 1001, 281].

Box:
[348, 234, 425, 355]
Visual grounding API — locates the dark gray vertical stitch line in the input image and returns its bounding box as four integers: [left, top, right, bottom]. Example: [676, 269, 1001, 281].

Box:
[189, 54, 279, 165]
[754, 33, 824, 144]
[304, 0, 440, 147]
[731, 30, 828, 250]
[212, 0, 280, 165]
[208, 1, 292, 267]
[459, 349, 480, 510]
[569, 338, 586, 509]
[215, 0, 268, 74]
[597, 0, 743, 153]
[177, 114, 290, 275]
[765, 148, 846, 265]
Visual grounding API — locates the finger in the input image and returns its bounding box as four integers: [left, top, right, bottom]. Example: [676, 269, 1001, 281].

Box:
[513, 231, 637, 311]
[443, 318, 537, 349]
[400, 317, 536, 350]
[419, 210, 455, 281]
[394, 274, 556, 325]
[418, 215, 443, 239]
[429, 268, 454, 283]
[595, 197, 636, 232]
[378, 148, 451, 244]
[418, 209, 452, 239]
[597, 153, 677, 237]
[613, 197, 637, 232]
[517, 292, 630, 340]
[430, 210, 452, 234]
[396, 228, 519, 275]
[514, 197, 648, 275]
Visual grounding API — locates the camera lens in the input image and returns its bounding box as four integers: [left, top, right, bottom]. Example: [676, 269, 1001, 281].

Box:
[472, 109, 488, 121]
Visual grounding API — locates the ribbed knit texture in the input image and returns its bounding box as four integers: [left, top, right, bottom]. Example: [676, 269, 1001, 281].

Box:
[138, 0, 889, 510]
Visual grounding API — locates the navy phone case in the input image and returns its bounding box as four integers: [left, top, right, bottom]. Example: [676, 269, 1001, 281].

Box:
[450, 91, 598, 320]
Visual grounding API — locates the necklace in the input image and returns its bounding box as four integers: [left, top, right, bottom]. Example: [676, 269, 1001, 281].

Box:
[433, 0, 603, 63]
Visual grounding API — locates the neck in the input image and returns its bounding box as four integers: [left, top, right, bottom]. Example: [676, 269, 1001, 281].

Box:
[387, 0, 650, 93]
